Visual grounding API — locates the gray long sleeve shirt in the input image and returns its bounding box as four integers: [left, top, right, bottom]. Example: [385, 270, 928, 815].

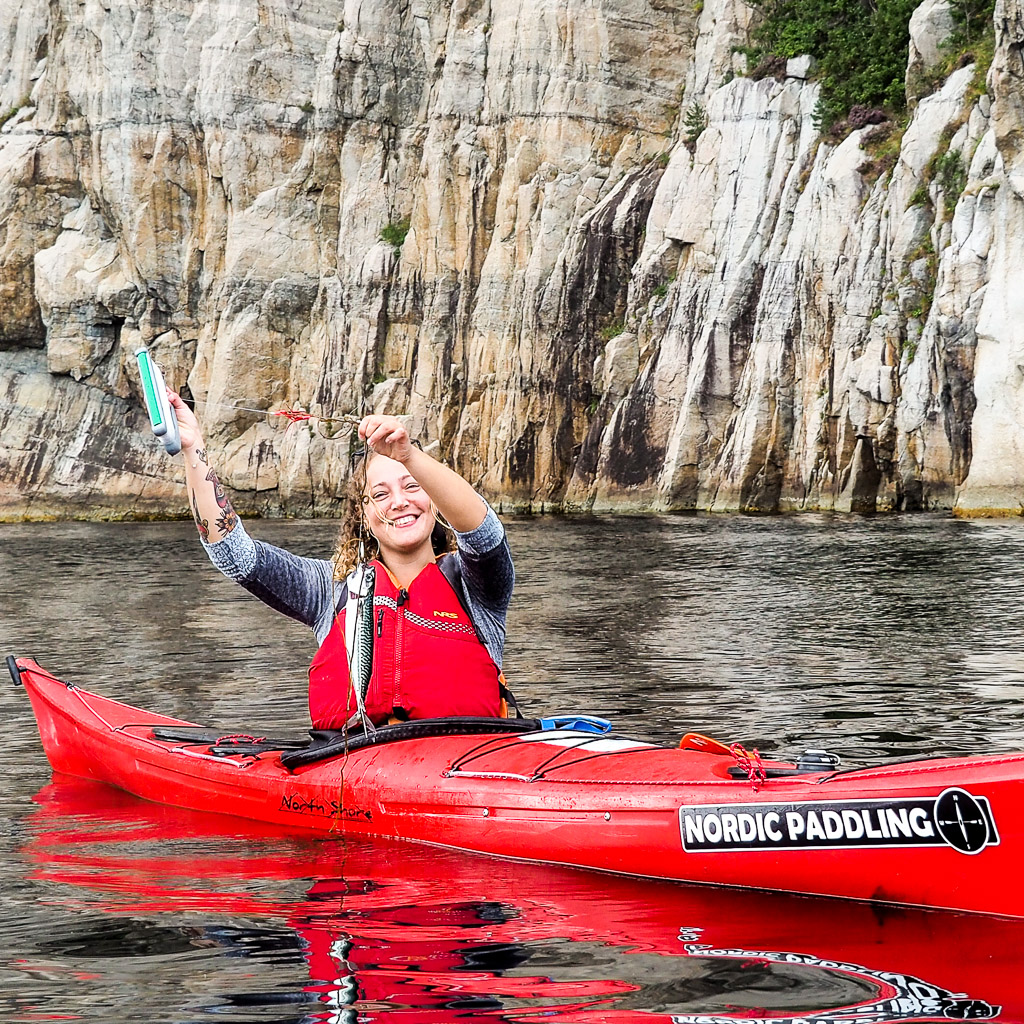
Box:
[201, 504, 514, 667]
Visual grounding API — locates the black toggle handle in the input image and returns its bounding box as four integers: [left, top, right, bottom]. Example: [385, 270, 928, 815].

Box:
[6, 656, 23, 687]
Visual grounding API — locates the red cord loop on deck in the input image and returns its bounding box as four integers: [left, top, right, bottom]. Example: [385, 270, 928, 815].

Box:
[216, 733, 267, 746]
[730, 742, 767, 792]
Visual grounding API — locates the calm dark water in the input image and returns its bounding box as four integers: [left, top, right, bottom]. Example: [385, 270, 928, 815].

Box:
[3, 513, 1024, 1022]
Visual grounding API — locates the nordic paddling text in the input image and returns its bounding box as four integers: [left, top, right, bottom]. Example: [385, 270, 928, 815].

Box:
[679, 787, 998, 855]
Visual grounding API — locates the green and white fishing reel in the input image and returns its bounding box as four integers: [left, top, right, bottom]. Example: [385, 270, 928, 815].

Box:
[134, 348, 181, 455]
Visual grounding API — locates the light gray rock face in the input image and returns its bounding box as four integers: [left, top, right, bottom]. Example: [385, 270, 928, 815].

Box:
[0, 0, 1022, 518]
[907, 0, 956, 96]
[786, 55, 817, 80]
[571, 0, 1024, 515]
[955, 0, 1024, 512]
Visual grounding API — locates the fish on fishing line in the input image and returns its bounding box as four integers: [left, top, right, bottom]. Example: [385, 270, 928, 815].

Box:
[344, 561, 377, 735]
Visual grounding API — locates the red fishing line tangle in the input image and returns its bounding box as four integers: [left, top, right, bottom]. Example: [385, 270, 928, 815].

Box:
[271, 409, 315, 423]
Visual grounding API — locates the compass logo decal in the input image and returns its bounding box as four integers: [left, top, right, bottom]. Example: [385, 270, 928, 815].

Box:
[934, 787, 993, 855]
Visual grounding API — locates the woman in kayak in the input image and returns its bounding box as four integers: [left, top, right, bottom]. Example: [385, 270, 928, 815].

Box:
[168, 393, 515, 732]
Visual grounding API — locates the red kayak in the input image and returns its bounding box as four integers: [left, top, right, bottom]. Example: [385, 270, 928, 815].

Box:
[22, 775, 1024, 1023]
[15, 656, 1024, 917]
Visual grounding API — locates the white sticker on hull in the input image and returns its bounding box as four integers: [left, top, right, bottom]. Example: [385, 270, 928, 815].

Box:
[679, 787, 998, 855]
[517, 731, 653, 752]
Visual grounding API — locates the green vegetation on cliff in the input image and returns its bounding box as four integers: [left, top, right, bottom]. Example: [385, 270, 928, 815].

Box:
[380, 217, 411, 250]
[745, 0, 995, 132]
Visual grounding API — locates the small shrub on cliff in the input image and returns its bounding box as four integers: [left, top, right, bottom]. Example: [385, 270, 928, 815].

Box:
[380, 217, 411, 250]
[0, 95, 31, 131]
[847, 105, 889, 131]
[683, 102, 709, 150]
[936, 149, 966, 193]
[599, 318, 626, 342]
[935, 148, 968, 212]
[949, 0, 995, 45]
[907, 183, 931, 208]
[855, 119, 903, 184]
[748, 54, 788, 81]
[825, 104, 890, 143]
[900, 232, 937, 336]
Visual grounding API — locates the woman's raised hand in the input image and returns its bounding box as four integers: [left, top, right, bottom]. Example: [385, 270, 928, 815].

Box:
[167, 390, 205, 453]
[359, 413, 487, 533]
[359, 415, 415, 463]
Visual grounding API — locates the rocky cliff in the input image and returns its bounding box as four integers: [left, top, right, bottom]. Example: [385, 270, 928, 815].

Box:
[1, 0, 1022, 518]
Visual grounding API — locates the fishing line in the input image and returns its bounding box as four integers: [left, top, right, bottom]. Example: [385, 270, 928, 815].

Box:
[188, 397, 362, 429]
[189, 398, 288, 417]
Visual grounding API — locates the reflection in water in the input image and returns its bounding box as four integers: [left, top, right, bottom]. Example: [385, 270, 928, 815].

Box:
[6, 516, 1024, 1021]
[6, 778, 1021, 1023]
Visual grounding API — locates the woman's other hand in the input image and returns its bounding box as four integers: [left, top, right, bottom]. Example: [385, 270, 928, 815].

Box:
[359, 415, 415, 463]
[358, 414, 486, 534]
[167, 389, 205, 453]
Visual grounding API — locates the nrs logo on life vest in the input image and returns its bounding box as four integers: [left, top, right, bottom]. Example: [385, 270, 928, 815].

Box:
[679, 787, 998, 856]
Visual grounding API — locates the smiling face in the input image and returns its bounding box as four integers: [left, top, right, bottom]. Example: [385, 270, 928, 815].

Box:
[363, 453, 436, 562]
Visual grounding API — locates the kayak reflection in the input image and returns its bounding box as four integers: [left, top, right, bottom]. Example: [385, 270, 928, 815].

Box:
[19, 776, 1024, 1023]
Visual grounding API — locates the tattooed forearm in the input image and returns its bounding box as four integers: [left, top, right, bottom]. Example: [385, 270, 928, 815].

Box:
[191, 488, 210, 540]
[207, 468, 238, 535]
[185, 449, 237, 542]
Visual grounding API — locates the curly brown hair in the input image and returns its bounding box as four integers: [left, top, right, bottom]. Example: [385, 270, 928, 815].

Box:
[331, 449, 456, 581]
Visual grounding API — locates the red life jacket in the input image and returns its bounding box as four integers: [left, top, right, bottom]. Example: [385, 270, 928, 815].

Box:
[308, 559, 502, 729]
